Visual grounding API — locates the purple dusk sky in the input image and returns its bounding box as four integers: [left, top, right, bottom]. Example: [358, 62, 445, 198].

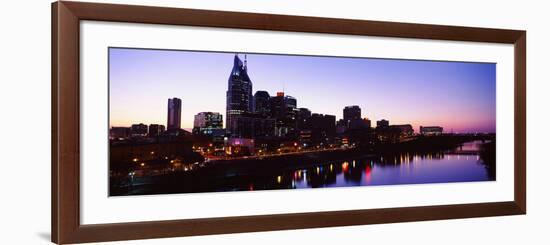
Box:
[109, 47, 496, 133]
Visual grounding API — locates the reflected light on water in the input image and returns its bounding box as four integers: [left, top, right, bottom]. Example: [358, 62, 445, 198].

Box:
[128, 141, 494, 193]
[364, 165, 372, 184]
[283, 142, 492, 189]
[342, 162, 349, 172]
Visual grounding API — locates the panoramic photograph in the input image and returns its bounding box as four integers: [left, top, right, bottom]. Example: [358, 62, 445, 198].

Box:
[108, 48, 496, 196]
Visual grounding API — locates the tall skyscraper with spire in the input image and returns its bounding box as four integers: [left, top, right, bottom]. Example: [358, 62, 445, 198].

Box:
[226, 54, 253, 134]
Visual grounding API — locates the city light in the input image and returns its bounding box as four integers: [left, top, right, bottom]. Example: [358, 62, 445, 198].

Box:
[109, 50, 496, 196]
[342, 162, 349, 172]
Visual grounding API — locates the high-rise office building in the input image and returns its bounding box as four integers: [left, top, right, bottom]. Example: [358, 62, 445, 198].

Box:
[227, 112, 275, 139]
[148, 124, 166, 137]
[130, 123, 148, 137]
[269, 92, 299, 137]
[193, 112, 223, 129]
[304, 113, 336, 145]
[253, 90, 271, 117]
[296, 107, 312, 130]
[343, 105, 361, 126]
[376, 119, 390, 128]
[226, 54, 253, 133]
[363, 118, 372, 129]
[349, 118, 372, 130]
[285, 96, 297, 119]
[167, 98, 182, 130]
[269, 92, 286, 120]
[193, 112, 224, 135]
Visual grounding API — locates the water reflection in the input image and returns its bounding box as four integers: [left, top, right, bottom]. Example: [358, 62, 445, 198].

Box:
[269, 141, 493, 190]
[114, 140, 495, 195]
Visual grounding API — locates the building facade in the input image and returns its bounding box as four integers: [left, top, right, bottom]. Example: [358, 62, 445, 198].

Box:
[148, 124, 166, 137]
[269, 92, 299, 137]
[343, 105, 361, 127]
[167, 98, 182, 130]
[130, 123, 148, 137]
[192, 112, 224, 135]
[349, 118, 372, 130]
[393, 124, 414, 136]
[193, 112, 223, 129]
[226, 54, 253, 134]
[253, 90, 271, 117]
[304, 113, 336, 145]
[110, 127, 130, 140]
[376, 119, 390, 128]
[420, 126, 444, 136]
[227, 112, 275, 139]
[296, 107, 312, 130]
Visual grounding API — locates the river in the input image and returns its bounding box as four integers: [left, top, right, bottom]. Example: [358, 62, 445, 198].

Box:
[112, 140, 495, 195]
[239, 141, 493, 191]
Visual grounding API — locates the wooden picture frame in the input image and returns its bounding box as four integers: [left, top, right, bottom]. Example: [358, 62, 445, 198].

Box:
[51, 1, 526, 244]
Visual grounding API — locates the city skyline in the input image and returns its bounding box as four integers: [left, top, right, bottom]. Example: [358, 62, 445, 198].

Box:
[109, 48, 496, 133]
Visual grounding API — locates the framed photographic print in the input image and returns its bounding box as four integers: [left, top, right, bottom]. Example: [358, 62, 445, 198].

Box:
[52, 1, 526, 244]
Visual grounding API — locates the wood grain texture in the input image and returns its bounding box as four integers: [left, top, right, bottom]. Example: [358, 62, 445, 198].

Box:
[514, 33, 527, 213]
[51, 1, 527, 244]
[51, 2, 58, 243]
[52, 1, 81, 243]
[61, 1, 525, 43]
